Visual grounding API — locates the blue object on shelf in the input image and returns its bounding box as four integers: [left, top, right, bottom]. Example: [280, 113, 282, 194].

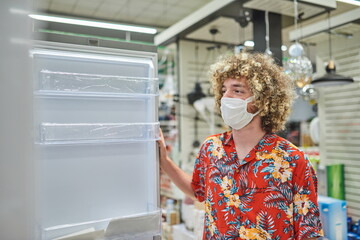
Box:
[318, 195, 347, 240]
[353, 224, 359, 234]
[348, 232, 357, 240]
[348, 217, 353, 232]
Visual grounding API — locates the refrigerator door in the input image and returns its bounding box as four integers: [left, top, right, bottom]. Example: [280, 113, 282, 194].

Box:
[32, 41, 160, 240]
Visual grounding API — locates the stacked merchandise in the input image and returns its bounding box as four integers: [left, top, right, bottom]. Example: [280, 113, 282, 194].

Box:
[347, 218, 360, 240]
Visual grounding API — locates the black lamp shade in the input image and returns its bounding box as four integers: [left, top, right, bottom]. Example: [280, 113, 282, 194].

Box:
[187, 82, 206, 105]
[312, 61, 354, 87]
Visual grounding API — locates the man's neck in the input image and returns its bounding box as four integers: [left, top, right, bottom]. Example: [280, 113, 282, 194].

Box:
[232, 116, 266, 149]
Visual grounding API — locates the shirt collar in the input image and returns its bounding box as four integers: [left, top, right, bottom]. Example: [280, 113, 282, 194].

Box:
[222, 131, 278, 160]
[223, 130, 233, 146]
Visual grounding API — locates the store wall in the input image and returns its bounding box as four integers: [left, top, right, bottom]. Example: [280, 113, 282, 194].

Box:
[0, 0, 35, 239]
[315, 29, 360, 81]
[315, 29, 360, 221]
[318, 83, 360, 221]
[178, 40, 227, 173]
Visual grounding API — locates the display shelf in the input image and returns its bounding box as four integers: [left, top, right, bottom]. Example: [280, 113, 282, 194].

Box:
[37, 122, 160, 145]
[36, 70, 158, 96]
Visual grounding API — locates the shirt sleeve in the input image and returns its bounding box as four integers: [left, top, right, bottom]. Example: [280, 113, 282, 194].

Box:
[191, 141, 208, 202]
[292, 152, 324, 240]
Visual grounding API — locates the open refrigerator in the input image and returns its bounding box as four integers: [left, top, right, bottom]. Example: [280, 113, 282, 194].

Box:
[31, 40, 161, 240]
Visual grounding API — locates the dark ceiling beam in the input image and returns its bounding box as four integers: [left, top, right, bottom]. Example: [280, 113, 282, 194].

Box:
[154, 0, 237, 46]
[253, 10, 283, 65]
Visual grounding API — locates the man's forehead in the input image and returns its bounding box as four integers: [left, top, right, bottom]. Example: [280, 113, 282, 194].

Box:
[222, 78, 247, 87]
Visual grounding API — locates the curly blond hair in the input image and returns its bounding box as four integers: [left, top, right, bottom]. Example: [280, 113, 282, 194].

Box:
[209, 52, 296, 133]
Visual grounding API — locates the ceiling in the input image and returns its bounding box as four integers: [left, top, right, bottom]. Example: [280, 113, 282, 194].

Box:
[34, 0, 213, 29]
[33, 0, 360, 45]
[186, 17, 253, 45]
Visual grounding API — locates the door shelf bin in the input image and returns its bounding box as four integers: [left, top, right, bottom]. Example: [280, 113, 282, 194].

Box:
[38, 122, 160, 145]
[38, 70, 159, 96]
[42, 210, 161, 240]
[32, 49, 156, 80]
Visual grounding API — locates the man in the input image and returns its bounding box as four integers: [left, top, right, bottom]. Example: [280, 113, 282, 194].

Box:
[158, 52, 323, 240]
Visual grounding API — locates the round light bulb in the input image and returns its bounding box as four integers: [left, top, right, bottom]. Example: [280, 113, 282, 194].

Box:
[288, 43, 304, 57]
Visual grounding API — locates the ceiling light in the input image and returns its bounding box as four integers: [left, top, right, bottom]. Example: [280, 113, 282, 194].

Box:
[29, 14, 157, 34]
[336, 0, 360, 6]
[244, 40, 255, 47]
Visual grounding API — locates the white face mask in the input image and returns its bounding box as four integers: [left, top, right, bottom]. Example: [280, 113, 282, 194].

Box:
[220, 97, 259, 130]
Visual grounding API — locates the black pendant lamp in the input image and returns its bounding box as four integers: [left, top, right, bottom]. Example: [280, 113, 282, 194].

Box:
[187, 82, 206, 105]
[311, 60, 353, 86]
[187, 42, 206, 105]
[312, 11, 353, 87]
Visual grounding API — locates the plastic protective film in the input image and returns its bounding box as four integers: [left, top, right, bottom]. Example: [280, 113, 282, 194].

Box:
[39, 70, 159, 96]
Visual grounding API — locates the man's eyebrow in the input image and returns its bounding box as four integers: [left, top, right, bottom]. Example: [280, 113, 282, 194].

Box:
[232, 83, 245, 87]
[222, 83, 245, 88]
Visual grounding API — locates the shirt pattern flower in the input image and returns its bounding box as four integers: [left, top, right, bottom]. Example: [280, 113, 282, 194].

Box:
[191, 131, 323, 240]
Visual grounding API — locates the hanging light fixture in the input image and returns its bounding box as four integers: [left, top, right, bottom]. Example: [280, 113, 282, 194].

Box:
[265, 10, 272, 56]
[283, 0, 313, 88]
[311, 11, 354, 87]
[187, 42, 206, 105]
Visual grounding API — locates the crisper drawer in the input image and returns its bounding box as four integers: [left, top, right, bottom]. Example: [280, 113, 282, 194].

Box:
[38, 141, 159, 240]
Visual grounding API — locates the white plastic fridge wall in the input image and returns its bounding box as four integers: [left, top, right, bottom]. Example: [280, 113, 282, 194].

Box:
[32, 46, 159, 240]
[38, 142, 158, 239]
[34, 95, 156, 124]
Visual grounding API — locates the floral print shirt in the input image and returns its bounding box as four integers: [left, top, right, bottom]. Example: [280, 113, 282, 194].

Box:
[191, 131, 323, 240]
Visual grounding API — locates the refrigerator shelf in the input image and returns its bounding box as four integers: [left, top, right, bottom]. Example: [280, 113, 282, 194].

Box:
[34, 91, 157, 98]
[38, 122, 160, 145]
[37, 70, 159, 95]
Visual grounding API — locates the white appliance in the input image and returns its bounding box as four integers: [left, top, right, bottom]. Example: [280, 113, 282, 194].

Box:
[32, 40, 160, 240]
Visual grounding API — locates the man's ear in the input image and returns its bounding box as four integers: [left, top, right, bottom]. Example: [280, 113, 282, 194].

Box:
[247, 101, 259, 114]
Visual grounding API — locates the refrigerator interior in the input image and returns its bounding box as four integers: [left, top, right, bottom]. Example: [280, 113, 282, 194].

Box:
[32, 42, 160, 240]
